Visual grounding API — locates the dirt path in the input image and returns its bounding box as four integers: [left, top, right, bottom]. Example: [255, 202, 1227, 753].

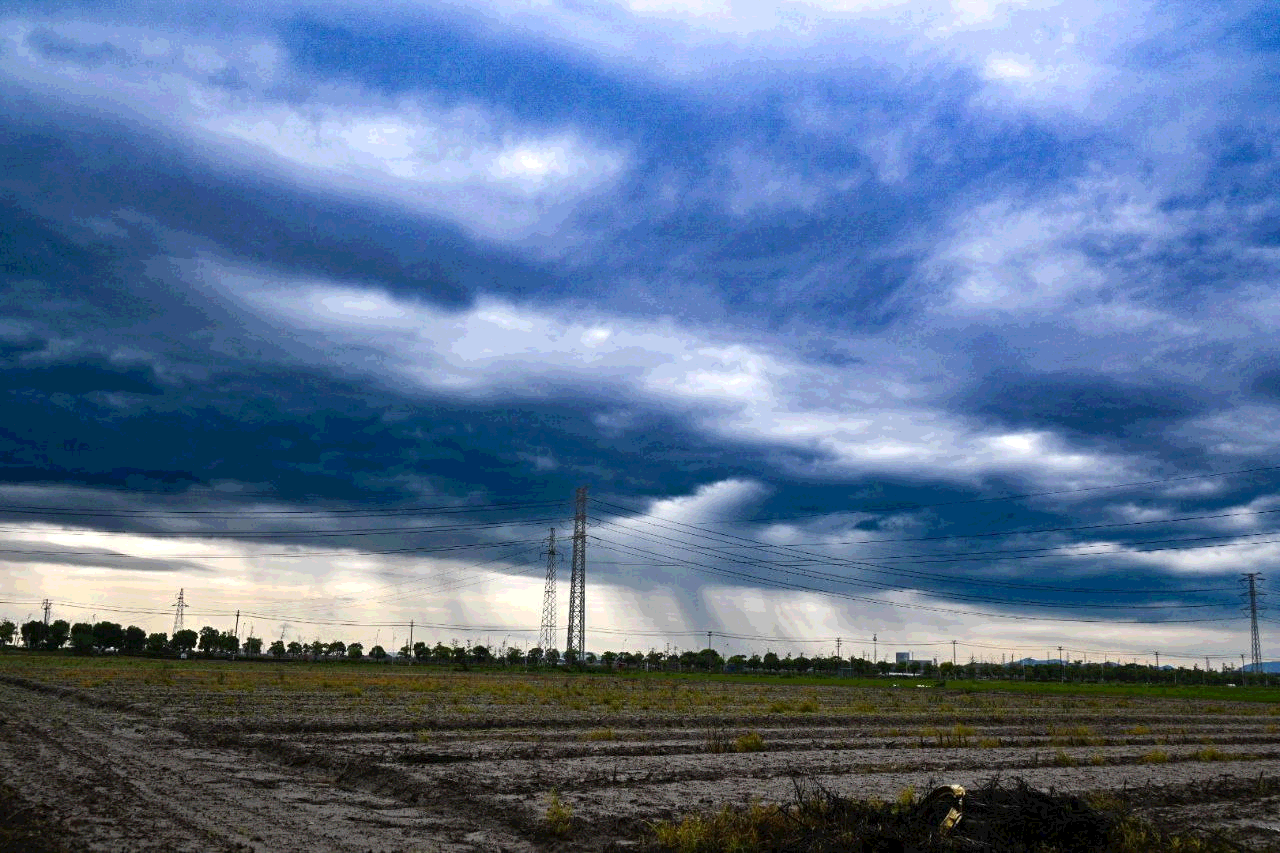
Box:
[0, 680, 534, 853]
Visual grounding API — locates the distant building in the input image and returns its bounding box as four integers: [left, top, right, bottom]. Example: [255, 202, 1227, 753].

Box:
[895, 651, 911, 664]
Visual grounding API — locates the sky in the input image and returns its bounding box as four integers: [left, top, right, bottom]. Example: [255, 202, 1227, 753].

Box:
[1, 0, 1279, 666]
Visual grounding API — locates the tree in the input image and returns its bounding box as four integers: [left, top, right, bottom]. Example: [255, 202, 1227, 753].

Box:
[762, 651, 780, 671]
[601, 651, 618, 669]
[45, 619, 69, 650]
[470, 644, 491, 664]
[123, 626, 146, 654]
[432, 642, 451, 664]
[347, 643, 363, 659]
[242, 637, 263, 655]
[563, 648, 579, 667]
[747, 654, 762, 671]
[0, 620, 16, 646]
[198, 626, 221, 654]
[543, 648, 560, 667]
[451, 645, 468, 668]
[505, 646, 523, 665]
[528, 647, 543, 666]
[92, 621, 125, 652]
[646, 650, 663, 670]
[414, 641, 430, 662]
[369, 645, 387, 660]
[145, 632, 168, 654]
[70, 622, 96, 655]
[309, 640, 326, 658]
[20, 620, 46, 649]
[172, 629, 198, 653]
[328, 640, 346, 658]
[269, 640, 286, 657]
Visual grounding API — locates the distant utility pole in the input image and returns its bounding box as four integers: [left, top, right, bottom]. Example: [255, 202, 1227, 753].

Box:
[873, 634, 877, 663]
[171, 589, 187, 635]
[566, 486, 588, 658]
[1059, 646, 1065, 682]
[707, 630, 713, 652]
[41, 599, 51, 626]
[234, 610, 240, 642]
[1244, 573, 1264, 683]
[408, 620, 414, 657]
[540, 528, 558, 653]
[951, 639, 957, 668]
[836, 637, 841, 659]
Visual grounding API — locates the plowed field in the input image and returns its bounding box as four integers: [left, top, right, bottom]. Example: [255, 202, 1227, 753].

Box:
[2, 656, 1279, 852]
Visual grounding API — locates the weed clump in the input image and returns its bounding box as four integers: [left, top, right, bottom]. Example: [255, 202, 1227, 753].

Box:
[544, 791, 573, 837]
[649, 777, 1235, 853]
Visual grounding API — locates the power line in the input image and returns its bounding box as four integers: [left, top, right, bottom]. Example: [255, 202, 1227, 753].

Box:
[588, 535, 1231, 624]
[595, 464, 1280, 524]
[589, 511, 1229, 596]
[593, 497, 1280, 547]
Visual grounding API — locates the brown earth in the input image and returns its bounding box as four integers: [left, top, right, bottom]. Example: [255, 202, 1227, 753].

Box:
[1, 660, 1279, 851]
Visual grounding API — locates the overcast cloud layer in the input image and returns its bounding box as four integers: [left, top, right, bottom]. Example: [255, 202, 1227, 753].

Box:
[2, 0, 1279, 664]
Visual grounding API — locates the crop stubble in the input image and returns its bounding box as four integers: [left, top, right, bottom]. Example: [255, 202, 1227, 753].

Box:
[2, 657, 1280, 851]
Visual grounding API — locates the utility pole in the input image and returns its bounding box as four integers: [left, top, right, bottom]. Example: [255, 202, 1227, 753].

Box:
[171, 589, 186, 635]
[540, 528, 557, 654]
[566, 486, 588, 659]
[1059, 646, 1065, 682]
[873, 634, 877, 664]
[234, 610, 240, 642]
[408, 619, 414, 659]
[41, 599, 51, 626]
[951, 639, 957, 668]
[1244, 573, 1264, 683]
[836, 637, 841, 660]
[707, 630, 712, 652]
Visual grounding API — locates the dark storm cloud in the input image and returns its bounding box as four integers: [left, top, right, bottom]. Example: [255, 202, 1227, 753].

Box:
[1, 0, 1279, 646]
[957, 371, 1219, 445]
[0, 541, 209, 573]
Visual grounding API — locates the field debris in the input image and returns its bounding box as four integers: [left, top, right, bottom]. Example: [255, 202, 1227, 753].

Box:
[649, 776, 1242, 853]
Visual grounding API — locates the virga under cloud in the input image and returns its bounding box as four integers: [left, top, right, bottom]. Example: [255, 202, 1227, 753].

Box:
[1, 0, 1278, 663]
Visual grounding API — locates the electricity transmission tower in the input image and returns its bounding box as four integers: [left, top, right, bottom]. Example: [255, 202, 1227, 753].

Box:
[172, 588, 187, 635]
[539, 528, 557, 653]
[1244, 573, 1264, 682]
[566, 486, 588, 658]
[41, 599, 51, 625]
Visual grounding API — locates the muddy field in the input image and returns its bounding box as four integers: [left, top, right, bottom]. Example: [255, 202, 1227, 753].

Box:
[2, 656, 1280, 852]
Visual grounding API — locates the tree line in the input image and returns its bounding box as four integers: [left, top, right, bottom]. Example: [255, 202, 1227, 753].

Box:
[0, 620, 1268, 685]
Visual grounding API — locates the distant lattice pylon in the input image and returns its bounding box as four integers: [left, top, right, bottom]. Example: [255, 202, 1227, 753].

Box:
[539, 529, 557, 653]
[566, 486, 587, 658]
[172, 588, 187, 635]
[1245, 573, 1264, 681]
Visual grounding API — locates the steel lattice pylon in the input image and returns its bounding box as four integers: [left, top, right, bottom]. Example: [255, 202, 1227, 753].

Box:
[1246, 573, 1264, 680]
[172, 588, 187, 636]
[566, 486, 587, 659]
[539, 529, 557, 654]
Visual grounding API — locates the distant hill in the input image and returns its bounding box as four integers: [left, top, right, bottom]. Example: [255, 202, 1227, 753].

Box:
[1242, 661, 1280, 673]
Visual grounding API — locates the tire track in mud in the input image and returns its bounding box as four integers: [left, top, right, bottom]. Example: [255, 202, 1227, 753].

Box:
[0, 680, 536, 853]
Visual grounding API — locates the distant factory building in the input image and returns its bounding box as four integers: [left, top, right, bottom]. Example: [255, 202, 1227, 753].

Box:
[895, 651, 911, 664]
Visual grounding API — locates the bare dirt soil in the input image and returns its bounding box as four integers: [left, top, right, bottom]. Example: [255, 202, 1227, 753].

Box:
[2, 658, 1279, 852]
